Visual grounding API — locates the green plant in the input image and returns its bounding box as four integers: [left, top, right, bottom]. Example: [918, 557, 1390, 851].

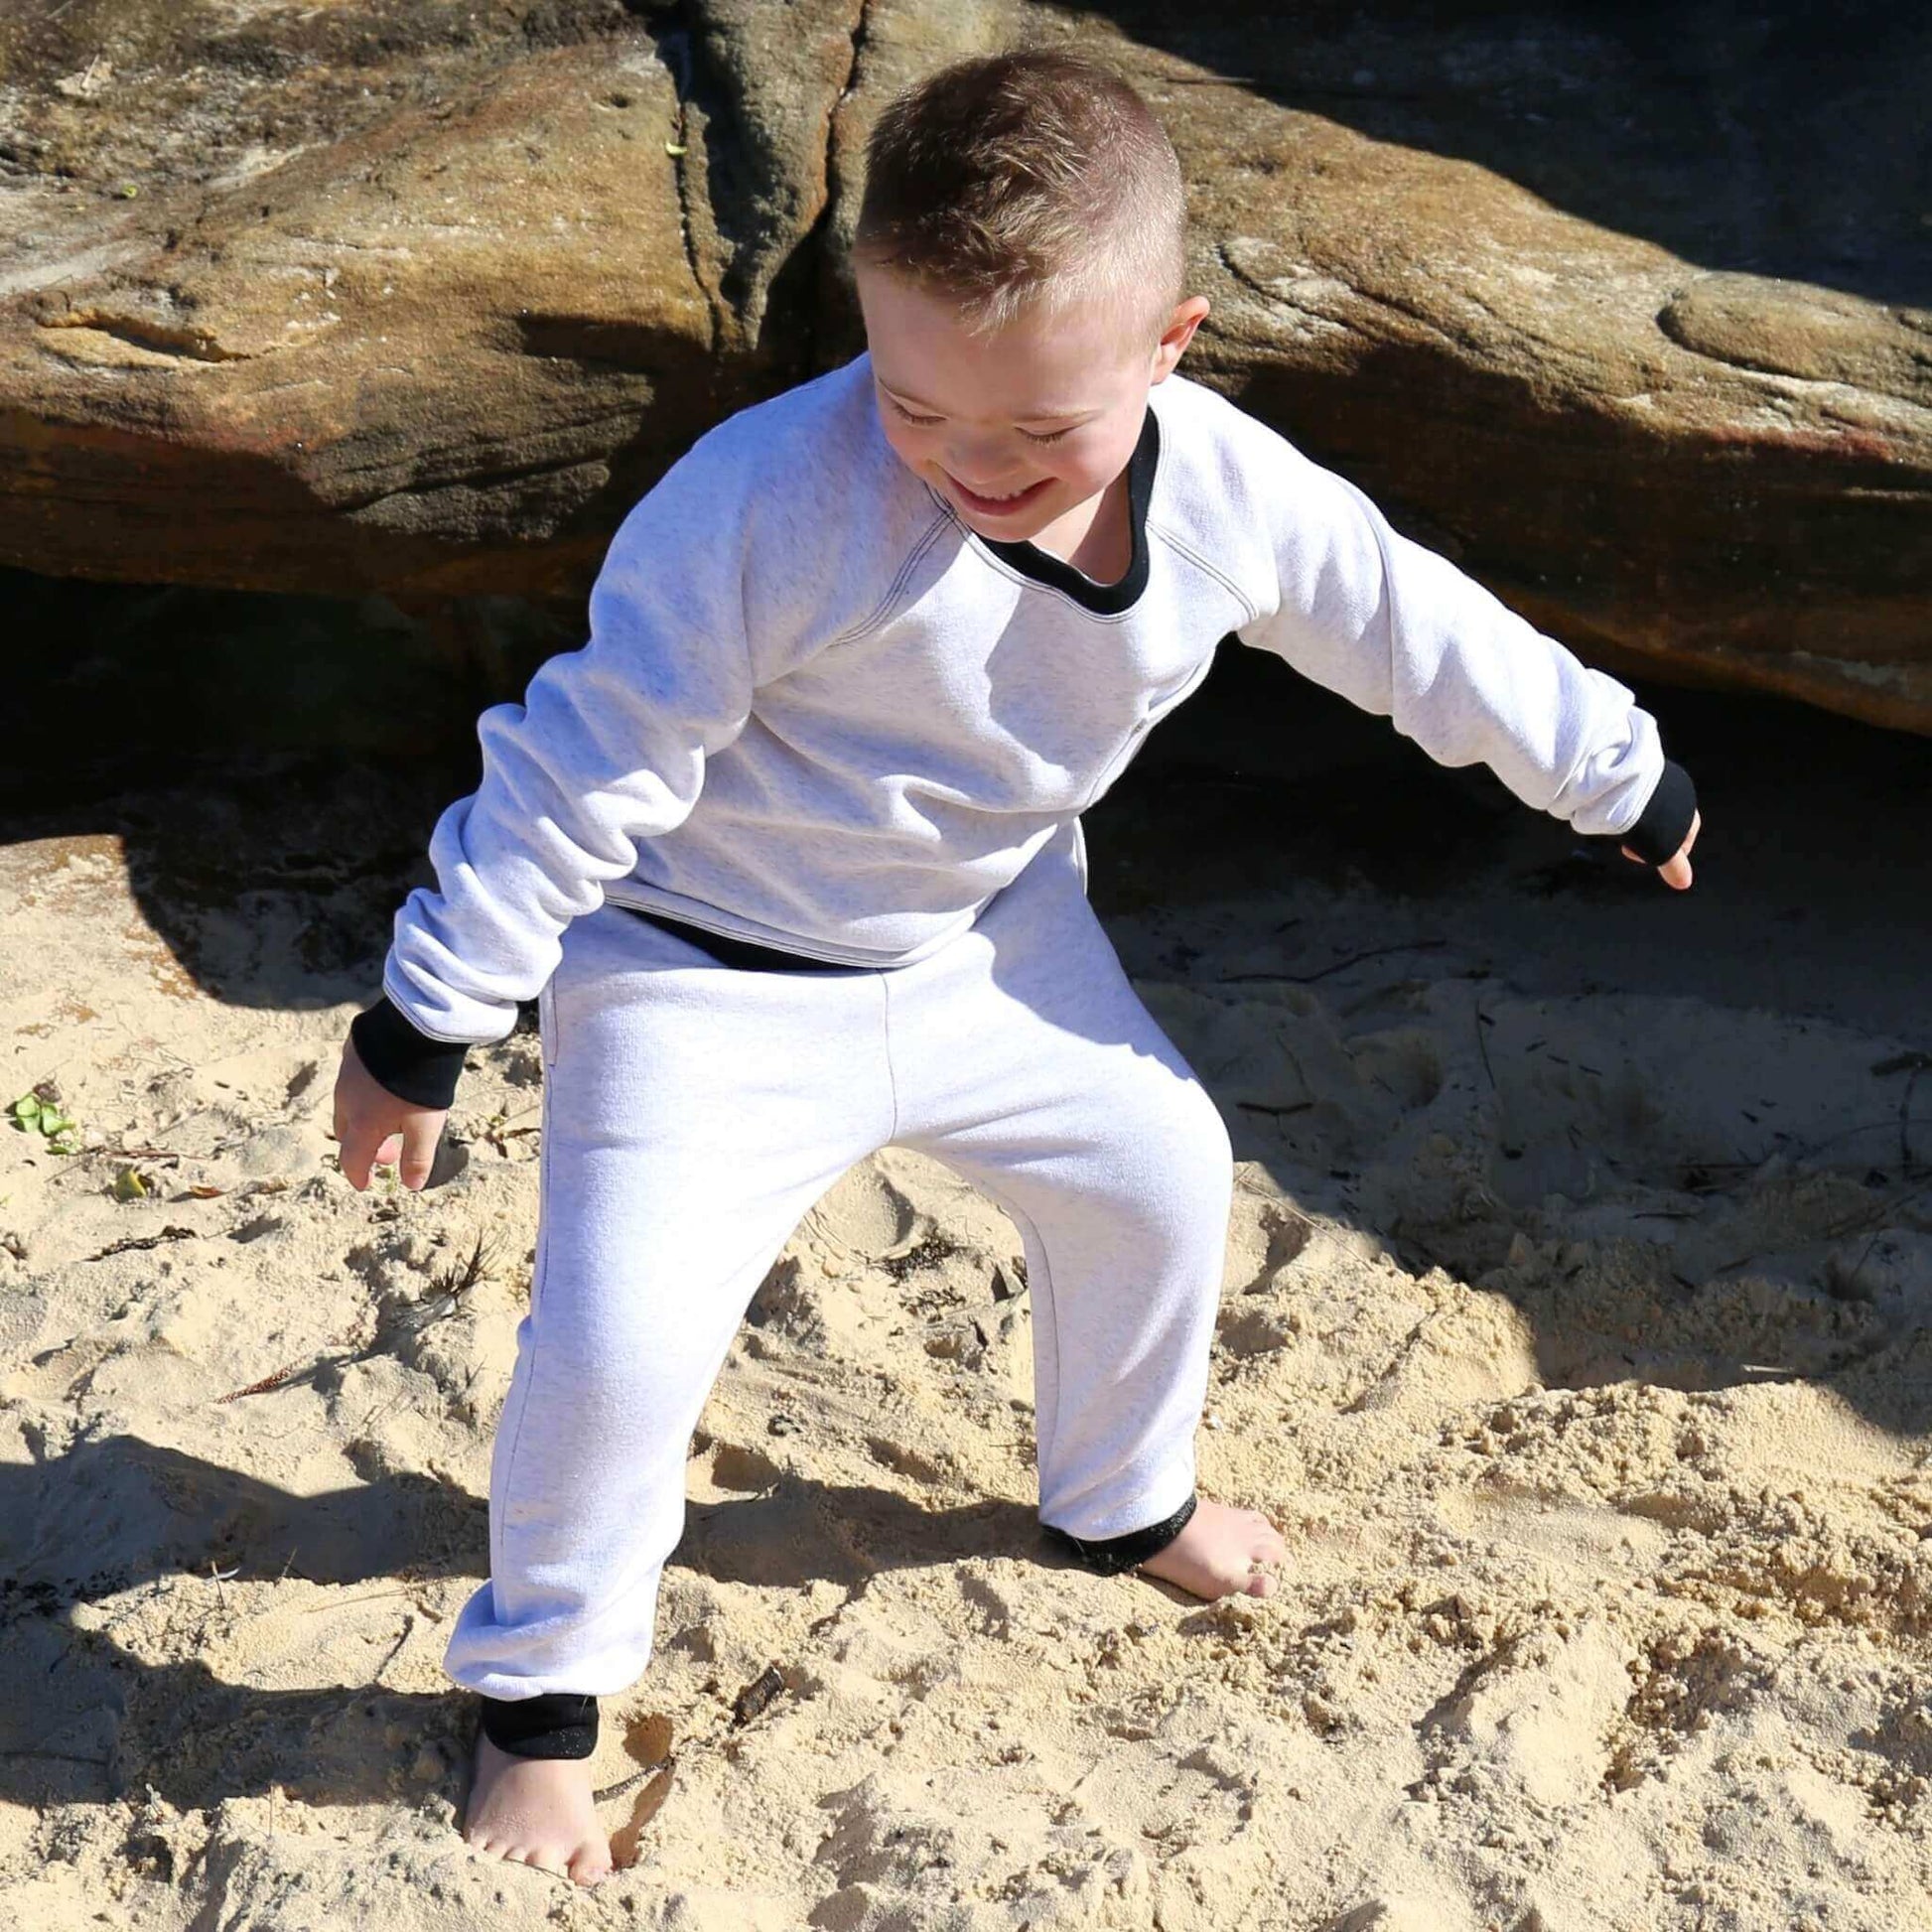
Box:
[9, 1091, 81, 1155]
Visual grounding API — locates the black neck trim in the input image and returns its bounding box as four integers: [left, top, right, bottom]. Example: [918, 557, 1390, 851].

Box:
[978, 405, 1159, 616]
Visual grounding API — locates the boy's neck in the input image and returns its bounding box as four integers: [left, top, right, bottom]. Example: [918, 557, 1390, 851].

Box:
[1022, 463, 1133, 586]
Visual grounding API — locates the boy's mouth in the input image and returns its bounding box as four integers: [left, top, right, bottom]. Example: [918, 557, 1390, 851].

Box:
[944, 473, 1050, 517]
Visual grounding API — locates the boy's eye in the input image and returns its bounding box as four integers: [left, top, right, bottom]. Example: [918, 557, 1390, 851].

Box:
[887, 395, 1074, 443]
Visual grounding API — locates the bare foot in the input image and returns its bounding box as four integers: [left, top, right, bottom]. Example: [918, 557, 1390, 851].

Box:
[1137, 1498, 1286, 1600]
[463, 1728, 613, 1887]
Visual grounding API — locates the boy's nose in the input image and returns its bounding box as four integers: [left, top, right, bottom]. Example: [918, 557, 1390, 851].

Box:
[943, 435, 1020, 486]
[948, 461, 1026, 494]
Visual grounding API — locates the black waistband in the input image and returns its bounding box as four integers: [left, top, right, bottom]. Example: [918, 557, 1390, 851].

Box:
[623, 906, 869, 974]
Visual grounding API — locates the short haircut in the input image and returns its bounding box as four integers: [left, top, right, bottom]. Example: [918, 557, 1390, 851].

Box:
[853, 49, 1187, 347]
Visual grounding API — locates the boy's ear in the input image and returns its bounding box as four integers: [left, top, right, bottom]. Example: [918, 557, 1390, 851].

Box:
[1150, 296, 1210, 382]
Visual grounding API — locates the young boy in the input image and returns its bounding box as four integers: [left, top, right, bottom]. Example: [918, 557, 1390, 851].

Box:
[333, 51, 1700, 1886]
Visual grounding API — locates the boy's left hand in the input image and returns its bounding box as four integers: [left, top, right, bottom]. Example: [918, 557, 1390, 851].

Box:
[1623, 808, 1701, 891]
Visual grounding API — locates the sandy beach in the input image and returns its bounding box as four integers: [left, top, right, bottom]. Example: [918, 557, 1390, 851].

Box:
[2, 655, 1930, 1931]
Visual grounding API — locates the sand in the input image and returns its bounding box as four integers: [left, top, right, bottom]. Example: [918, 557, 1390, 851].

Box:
[2, 689, 1930, 1931]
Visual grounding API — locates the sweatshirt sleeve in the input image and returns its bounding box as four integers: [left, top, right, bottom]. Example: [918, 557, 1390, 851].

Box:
[1228, 425, 1694, 854]
[356, 438, 768, 1106]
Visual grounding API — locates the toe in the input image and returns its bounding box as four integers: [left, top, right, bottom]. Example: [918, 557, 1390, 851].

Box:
[571, 1847, 614, 1886]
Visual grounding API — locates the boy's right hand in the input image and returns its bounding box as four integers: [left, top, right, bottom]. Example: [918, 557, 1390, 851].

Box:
[333, 1035, 449, 1192]
[1621, 807, 1702, 892]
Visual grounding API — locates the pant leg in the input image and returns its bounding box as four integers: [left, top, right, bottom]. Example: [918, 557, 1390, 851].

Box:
[442, 902, 894, 1700]
[888, 823, 1234, 1542]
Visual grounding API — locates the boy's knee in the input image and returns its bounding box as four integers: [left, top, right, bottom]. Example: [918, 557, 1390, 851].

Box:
[1186, 1080, 1235, 1175]
[1151, 1074, 1232, 1191]
[1082, 1071, 1231, 1231]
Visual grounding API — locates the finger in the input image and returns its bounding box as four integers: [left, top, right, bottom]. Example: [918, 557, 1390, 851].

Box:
[398, 1115, 443, 1192]
[331, 1054, 354, 1149]
[338, 1125, 377, 1192]
[374, 1132, 404, 1169]
[1622, 842, 1695, 889]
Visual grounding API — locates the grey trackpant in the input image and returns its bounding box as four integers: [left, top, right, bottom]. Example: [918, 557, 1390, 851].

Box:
[441, 824, 1234, 1701]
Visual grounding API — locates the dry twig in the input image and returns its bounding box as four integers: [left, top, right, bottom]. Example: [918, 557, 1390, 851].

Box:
[83, 1225, 199, 1264]
[1219, 938, 1449, 986]
[214, 1232, 494, 1402]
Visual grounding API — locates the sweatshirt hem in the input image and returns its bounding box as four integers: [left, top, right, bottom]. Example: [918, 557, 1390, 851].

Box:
[600, 884, 984, 971]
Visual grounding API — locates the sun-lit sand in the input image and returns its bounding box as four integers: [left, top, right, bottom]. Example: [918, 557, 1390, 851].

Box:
[3, 684, 1930, 1928]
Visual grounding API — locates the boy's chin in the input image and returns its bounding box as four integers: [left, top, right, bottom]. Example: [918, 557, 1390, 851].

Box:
[951, 487, 1062, 537]
[962, 506, 1051, 540]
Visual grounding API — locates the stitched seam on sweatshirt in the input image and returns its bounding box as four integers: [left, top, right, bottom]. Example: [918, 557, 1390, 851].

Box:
[1147, 521, 1260, 624]
[956, 539, 1143, 624]
[827, 514, 952, 648]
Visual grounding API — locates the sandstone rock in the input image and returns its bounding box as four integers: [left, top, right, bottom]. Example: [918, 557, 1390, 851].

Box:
[2, 1, 1927, 731]
[823, 1, 1932, 732]
[0, 0, 858, 597]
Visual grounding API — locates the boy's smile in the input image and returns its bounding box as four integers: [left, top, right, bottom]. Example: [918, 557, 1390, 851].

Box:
[855, 261, 1208, 562]
[945, 475, 1052, 516]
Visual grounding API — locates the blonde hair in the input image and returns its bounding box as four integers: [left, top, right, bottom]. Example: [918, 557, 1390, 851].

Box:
[853, 49, 1187, 346]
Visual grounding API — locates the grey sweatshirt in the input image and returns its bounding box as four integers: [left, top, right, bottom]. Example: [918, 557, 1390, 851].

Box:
[353, 351, 1694, 1108]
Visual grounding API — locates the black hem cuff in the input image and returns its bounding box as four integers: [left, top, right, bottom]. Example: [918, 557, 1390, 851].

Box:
[478, 1692, 599, 1760]
[349, 994, 471, 1111]
[1617, 759, 1698, 868]
[1042, 1491, 1199, 1576]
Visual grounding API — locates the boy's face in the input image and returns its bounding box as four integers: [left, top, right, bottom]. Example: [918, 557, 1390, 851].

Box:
[855, 261, 1206, 543]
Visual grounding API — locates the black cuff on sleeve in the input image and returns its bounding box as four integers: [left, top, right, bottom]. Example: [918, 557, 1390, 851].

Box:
[1616, 759, 1698, 868]
[1042, 1492, 1199, 1577]
[348, 994, 471, 1112]
[479, 1692, 599, 1760]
